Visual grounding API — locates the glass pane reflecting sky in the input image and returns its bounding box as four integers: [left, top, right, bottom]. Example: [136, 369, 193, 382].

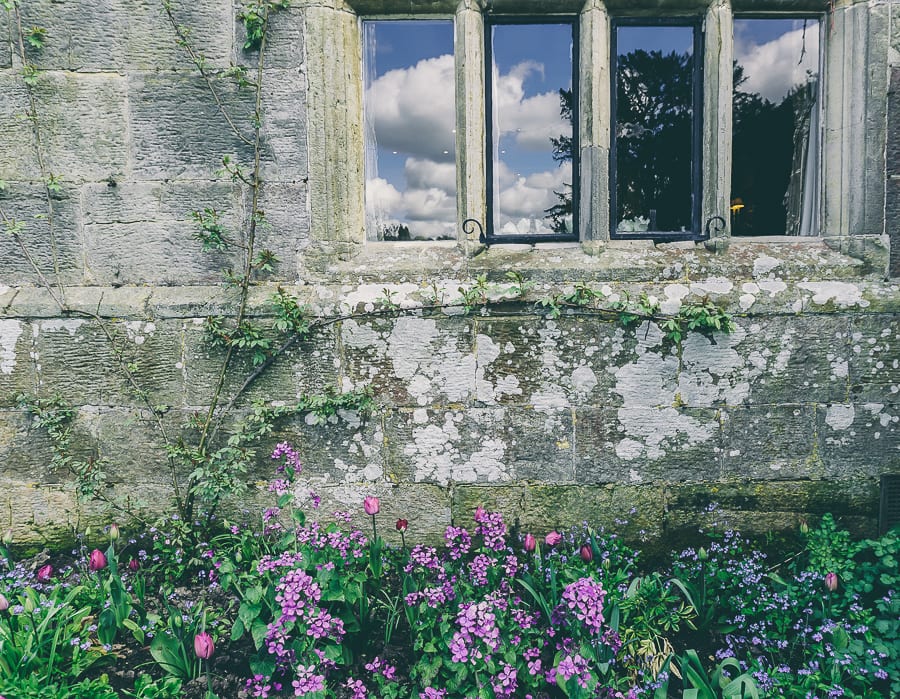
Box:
[732, 19, 820, 235]
[614, 25, 695, 234]
[364, 21, 456, 241]
[490, 23, 574, 236]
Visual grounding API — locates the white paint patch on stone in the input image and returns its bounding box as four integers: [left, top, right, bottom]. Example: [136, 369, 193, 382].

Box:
[39, 319, 84, 335]
[679, 324, 751, 406]
[690, 277, 733, 295]
[475, 334, 503, 403]
[661, 283, 690, 314]
[412, 408, 429, 424]
[616, 438, 644, 461]
[753, 254, 782, 277]
[798, 281, 870, 308]
[0, 319, 24, 375]
[571, 365, 598, 396]
[825, 404, 855, 431]
[757, 279, 788, 296]
[742, 282, 760, 294]
[739, 294, 756, 311]
[340, 283, 420, 312]
[830, 359, 848, 379]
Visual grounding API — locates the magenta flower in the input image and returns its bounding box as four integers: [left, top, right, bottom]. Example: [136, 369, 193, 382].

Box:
[128, 558, 140, 572]
[474, 505, 486, 522]
[363, 496, 380, 515]
[194, 631, 214, 659]
[36, 564, 53, 582]
[395, 518, 408, 532]
[825, 572, 838, 592]
[524, 533, 536, 552]
[545, 531, 562, 546]
[580, 544, 593, 562]
[88, 549, 107, 572]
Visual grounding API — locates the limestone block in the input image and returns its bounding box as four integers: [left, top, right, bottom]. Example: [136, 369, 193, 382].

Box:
[385, 406, 575, 485]
[258, 69, 309, 182]
[818, 402, 900, 478]
[340, 314, 476, 406]
[451, 483, 665, 542]
[721, 406, 820, 480]
[246, 181, 310, 281]
[0, 409, 55, 483]
[574, 406, 724, 484]
[472, 315, 629, 408]
[0, 183, 84, 286]
[0, 320, 36, 408]
[0, 12, 10, 69]
[182, 319, 340, 408]
[33, 317, 184, 408]
[18, 0, 232, 71]
[0, 72, 128, 182]
[128, 72, 256, 180]
[861, 2, 889, 237]
[0, 479, 84, 550]
[848, 315, 900, 401]
[82, 180, 244, 285]
[680, 315, 851, 408]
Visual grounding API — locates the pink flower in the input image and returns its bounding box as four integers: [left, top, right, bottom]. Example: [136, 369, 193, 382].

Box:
[194, 631, 214, 659]
[396, 519, 408, 532]
[524, 533, 536, 552]
[88, 549, 107, 572]
[0, 593, 8, 612]
[128, 559, 140, 572]
[825, 572, 838, 592]
[580, 544, 593, 562]
[363, 496, 380, 516]
[474, 505, 486, 522]
[545, 531, 562, 546]
[36, 564, 53, 582]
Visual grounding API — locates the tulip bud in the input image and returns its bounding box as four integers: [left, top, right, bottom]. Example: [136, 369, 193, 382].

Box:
[363, 496, 380, 516]
[602, 557, 611, 571]
[799, 520, 809, 535]
[23, 595, 35, 614]
[825, 572, 838, 592]
[545, 531, 562, 546]
[109, 523, 120, 541]
[0, 593, 8, 612]
[697, 547, 708, 561]
[524, 533, 536, 552]
[88, 549, 107, 572]
[36, 564, 52, 583]
[580, 545, 593, 562]
[128, 559, 140, 572]
[194, 631, 214, 659]
[2, 529, 12, 547]
[395, 519, 408, 533]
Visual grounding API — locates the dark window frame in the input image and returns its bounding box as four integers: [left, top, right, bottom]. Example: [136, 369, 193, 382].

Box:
[609, 16, 705, 242]
[483, 15, 581, 244]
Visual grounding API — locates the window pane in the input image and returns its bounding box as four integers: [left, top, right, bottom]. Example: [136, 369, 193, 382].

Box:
[364, 21, 456, 241]
[732, 19, 820, 236]
[613, 25, 696, 235]
[489, 23, 575, 238]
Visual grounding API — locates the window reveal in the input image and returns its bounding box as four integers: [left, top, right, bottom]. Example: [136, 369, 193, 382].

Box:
[363, 20, 457, 241]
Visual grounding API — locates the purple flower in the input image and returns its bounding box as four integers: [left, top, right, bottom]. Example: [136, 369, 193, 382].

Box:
[825, 572, 838, 592]
[545, 531, 562, 546]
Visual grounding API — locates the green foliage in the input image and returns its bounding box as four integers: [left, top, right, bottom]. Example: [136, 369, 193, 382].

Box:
[271, 286, 310, 335]
[191, 208, 231, 251]
[238, 0, 290, 51]
[122, 675, 184, 699]
[0, 675, 119, 699]
[25, 26, 47, 49]
[655, 651, 759, 699]
[149, 606, 211, 680]
[22, 64, 39, 86]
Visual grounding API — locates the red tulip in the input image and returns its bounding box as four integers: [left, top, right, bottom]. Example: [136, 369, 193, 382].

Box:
[88, 549, 107, 572]
[825, 572, 838, 592]
[36, 564, 53, 582]
[395, 519, 408, 532]
[194, 631, 214, 659]
[580, 544, 593, 562]
[128, 558, 140, 572]
[363, 496, 380, 516]
[545, 531, 562, 546]
[524, 533, 536, 552]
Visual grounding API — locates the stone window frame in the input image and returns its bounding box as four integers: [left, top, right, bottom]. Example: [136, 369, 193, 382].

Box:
[303, 0, 884, 264]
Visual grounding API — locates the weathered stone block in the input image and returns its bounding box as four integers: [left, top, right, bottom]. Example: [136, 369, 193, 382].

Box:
[234, 5, 306, 70]
[128, 72, 256, 180]
[721, 406, 820, 480]
[182, 319, 340, 408]
[247, 181, 310, 281]
[258, 69, 308, 182]
[0, 72, 128, 182]
[341, 314, 475, 406]
[848, 314, 900, 400]
[33, 318, 184, 407]
[680, 315, 851, 407]
[385, 406, 574, 485]
[0, 12, 10, 69]
[0, 478, 84, 550]
[0, 408, 55, 482]
[818, 402, 900, 478]
[451, 483, 665, 541]
[0, 320, 36, 408]
[0, 183, 84, 286]
[18, 0, 231, 71]
[575, 407, 723, 484]
[82, 181, 243, 285]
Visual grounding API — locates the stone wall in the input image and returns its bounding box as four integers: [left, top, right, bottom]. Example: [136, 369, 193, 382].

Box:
[1, 0, 900, 547]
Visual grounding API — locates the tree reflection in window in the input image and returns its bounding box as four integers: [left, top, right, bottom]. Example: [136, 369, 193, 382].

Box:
[612, 24, 699, 237]
[731, 19, 820, 236]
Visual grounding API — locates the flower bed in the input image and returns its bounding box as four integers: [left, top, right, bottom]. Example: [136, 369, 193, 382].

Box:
[0, 444, 897, 699]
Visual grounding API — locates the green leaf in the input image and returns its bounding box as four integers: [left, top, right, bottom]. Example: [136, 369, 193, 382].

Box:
[250, 619, 269, 650]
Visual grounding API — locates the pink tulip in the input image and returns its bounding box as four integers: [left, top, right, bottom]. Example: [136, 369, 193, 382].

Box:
[0, 593, 8, 612]
[363, 496, 380, 516]
[580, 545, 593, 562]
[194, 631, 214, 659]
[36, 564, 53, 582]
[88, 549, 107, 572]
[545, 531, 562, 546]
[474, 505, 486, 522]
[825, 572, 838, 592]
[524, 533, 536, 552]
